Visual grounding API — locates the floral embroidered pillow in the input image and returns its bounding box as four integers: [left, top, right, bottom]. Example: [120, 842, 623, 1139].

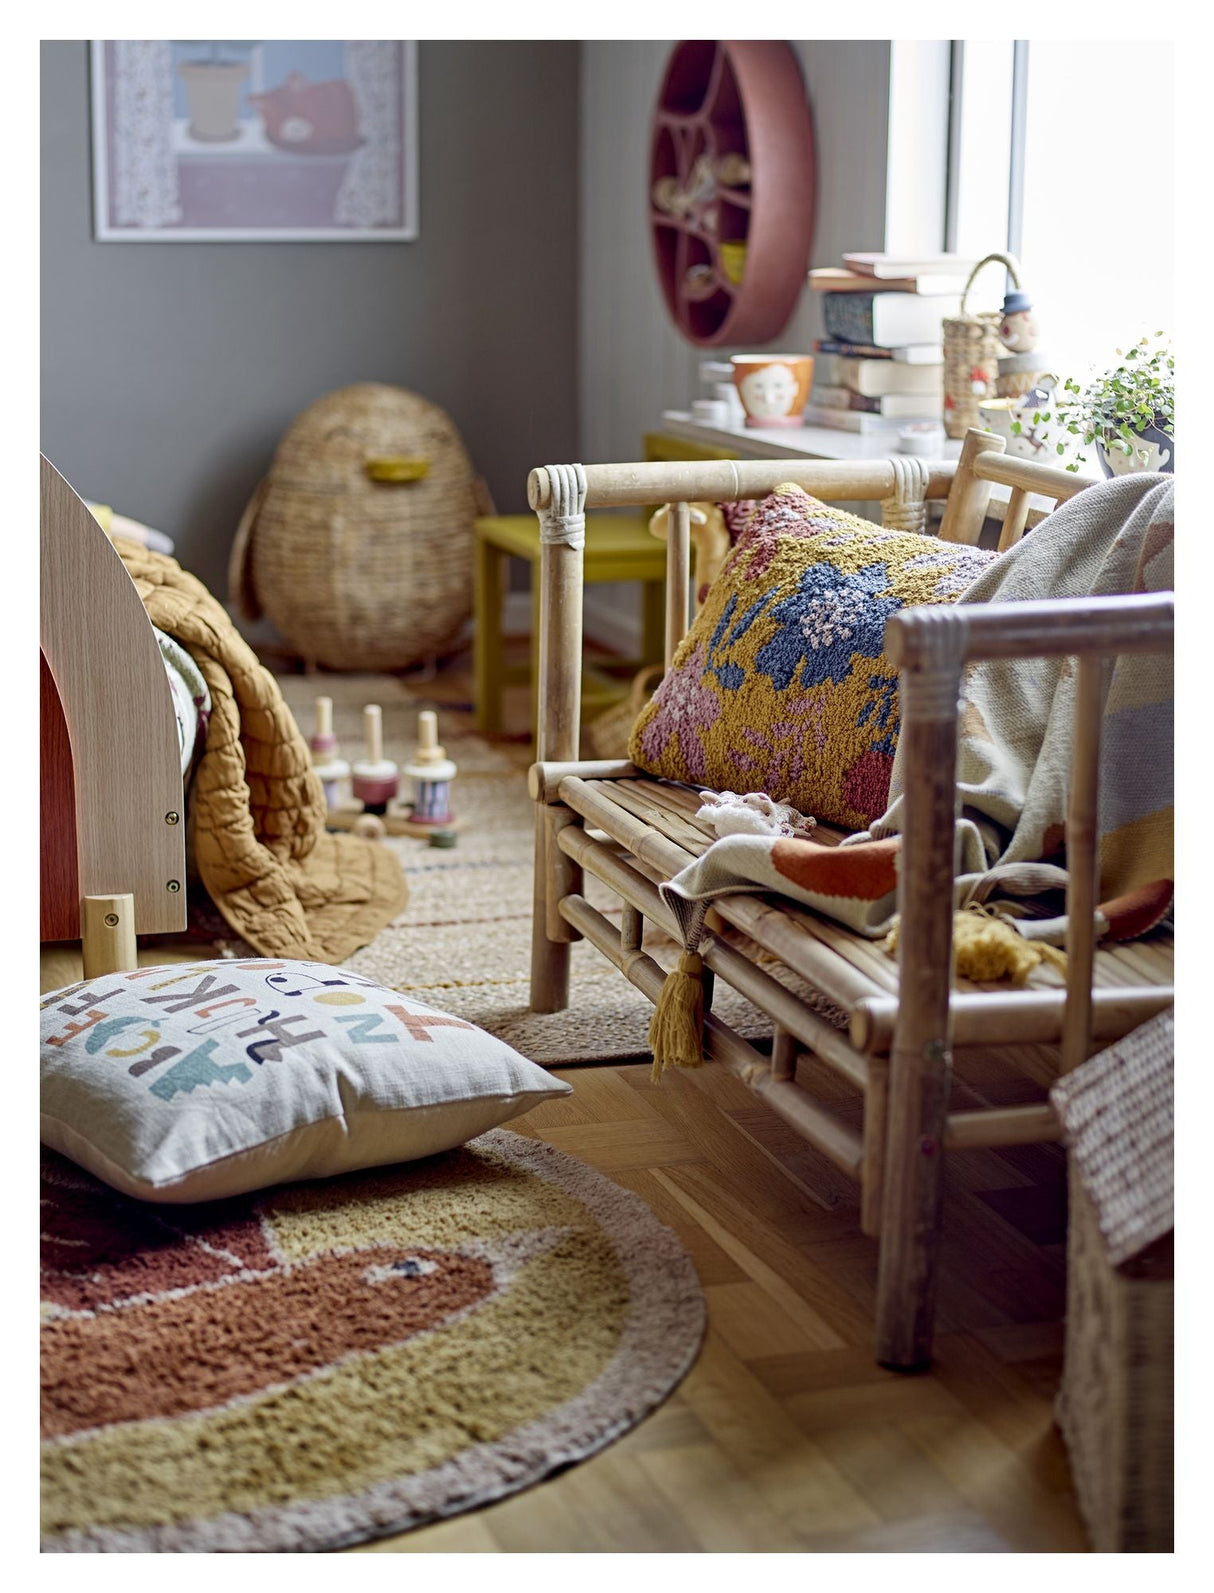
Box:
[629, 486, 996, 830]
[41, 960, 571, 1202]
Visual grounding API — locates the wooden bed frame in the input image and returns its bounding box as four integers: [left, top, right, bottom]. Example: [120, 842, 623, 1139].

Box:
[526, 429, 1175, 1370]
[40, 456, 187, 975]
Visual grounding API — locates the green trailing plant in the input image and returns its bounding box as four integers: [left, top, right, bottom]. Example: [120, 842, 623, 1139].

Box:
[1013, 335, 1174, 471]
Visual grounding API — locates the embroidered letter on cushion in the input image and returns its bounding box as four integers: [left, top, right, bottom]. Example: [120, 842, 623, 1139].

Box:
[40, 960, 571, 1202]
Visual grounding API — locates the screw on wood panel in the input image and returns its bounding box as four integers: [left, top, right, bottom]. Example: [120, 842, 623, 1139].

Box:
[923, 1039, 948, 1064]
[104, 913, 119, 927]
[920, 1136, 938, 1155]
[166, 880, 181, 893]
[165, 811, 180, 826]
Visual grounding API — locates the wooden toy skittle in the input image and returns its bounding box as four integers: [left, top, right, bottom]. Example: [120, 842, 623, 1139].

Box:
[309, 696, 350, 811]
[325, 704, 463, 843]
[403, 710, 457, 827]
[350, 704, 399, 815]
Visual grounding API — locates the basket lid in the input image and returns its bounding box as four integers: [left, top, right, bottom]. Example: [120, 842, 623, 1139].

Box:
[1050, 1008, 1174, 1266]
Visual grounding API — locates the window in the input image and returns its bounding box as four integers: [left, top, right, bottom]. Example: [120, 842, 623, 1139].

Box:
[947, 40, 1174, 382]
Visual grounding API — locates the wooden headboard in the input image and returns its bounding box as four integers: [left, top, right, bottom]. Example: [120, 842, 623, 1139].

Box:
[40, 456, 187, 947]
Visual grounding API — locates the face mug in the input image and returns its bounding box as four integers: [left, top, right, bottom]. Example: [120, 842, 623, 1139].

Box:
[732, 355, 813, 428]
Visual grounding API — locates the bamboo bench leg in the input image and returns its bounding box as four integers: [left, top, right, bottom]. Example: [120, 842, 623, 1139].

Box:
[620, 903, 644, 953]
[544, 806, 583, 946]
[876, 1036, 951, 1369]
[771, 1026, 797, 1081]
[528, 465, 586, 1014]
[530, 808, 571, 1013]
[860, 1054, 889, 1238]
[875, 618, 965, 1370]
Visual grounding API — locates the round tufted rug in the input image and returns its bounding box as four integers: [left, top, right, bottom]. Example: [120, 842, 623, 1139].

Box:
[40, 1131, 705, 1552]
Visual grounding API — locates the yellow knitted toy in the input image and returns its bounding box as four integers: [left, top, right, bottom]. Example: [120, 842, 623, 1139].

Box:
[884, 903, 1068, 985]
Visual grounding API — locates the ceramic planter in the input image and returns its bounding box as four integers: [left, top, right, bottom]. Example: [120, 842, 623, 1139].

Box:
[179, 60, 251, 143]
[1096, 420, 1174, 477]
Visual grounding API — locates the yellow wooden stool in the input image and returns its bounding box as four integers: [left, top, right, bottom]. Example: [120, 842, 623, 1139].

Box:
[473, 434, 737, 736]
[473, 513, 667, 733]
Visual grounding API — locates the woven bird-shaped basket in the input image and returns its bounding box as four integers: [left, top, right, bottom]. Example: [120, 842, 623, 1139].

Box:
[942, 252, 1022, 439]
[229, 384, 482, 671]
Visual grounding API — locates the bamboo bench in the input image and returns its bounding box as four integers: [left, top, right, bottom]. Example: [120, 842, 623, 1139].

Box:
[525, 431, 1174, 1370]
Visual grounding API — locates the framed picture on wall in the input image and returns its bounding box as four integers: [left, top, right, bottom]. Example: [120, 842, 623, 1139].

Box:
[90, 40, 419, 241]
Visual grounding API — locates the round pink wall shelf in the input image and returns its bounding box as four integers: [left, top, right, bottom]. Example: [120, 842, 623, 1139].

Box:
[649, 40, 816, 348]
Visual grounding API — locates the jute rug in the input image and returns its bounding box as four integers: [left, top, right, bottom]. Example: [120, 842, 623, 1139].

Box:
[40, 1133, 706, 1552]
[274, 674, 826, 1066]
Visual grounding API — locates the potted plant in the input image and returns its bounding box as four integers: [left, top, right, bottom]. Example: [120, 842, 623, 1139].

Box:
[1021, 336, 1174, 475]
[178, 42, 259, 144]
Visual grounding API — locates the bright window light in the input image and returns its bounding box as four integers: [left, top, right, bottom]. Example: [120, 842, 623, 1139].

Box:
[1018, 41, 1174, 384]
[951, 40, 1175, 385]
[952, 40, 1014, 282]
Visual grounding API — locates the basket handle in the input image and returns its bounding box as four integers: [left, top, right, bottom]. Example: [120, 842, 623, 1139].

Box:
[960, 251, 1022, 316]
[228, 474, 269, 622]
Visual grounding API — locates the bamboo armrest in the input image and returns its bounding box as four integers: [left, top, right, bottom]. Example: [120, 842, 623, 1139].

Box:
[529, 458, 958, 512]
[887, 593, 1173, 668]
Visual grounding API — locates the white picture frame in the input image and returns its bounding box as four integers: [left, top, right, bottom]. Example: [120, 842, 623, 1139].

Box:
[90, 40, 419, 242]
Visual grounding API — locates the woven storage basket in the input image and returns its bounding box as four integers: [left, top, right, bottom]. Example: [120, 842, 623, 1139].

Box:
[230, 383, 481, 671]
[583, 664, 664, 761]
[942, 252, 1022, 439]
[1051, 1010, 1174, 1552]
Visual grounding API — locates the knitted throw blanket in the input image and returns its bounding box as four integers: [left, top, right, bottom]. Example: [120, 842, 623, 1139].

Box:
[116, 539, 408, 962]
[663, 474, 1173, 946]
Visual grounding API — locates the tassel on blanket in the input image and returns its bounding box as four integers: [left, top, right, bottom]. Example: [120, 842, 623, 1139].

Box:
[884, 903, 1068, 986]
[649, 900, 709, 1081]
[648, 951, 706, 1082]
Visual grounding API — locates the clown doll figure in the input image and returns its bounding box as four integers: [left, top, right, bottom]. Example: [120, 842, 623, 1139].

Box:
[999, 290, 1041, 355]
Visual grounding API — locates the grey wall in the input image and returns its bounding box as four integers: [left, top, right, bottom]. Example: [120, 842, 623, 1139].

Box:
[579, 41, 892, 464]
[41, 41, 580, 595]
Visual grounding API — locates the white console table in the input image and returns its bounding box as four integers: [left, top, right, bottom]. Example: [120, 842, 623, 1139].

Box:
[658, 410, 1097, 529]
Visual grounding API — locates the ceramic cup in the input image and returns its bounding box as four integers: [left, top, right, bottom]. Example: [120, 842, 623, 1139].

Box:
[976, 397, 1025, 452]
[979, 375, 1063, 462]
[896, 421, 946, 457]
[691, 398, 730, 427]
[979, 398, 1051, 463]
[732, 354, 814, 429]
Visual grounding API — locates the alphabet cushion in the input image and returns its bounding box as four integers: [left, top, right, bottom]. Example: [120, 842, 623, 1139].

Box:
[40, 960, 571, 1203]
[629, 486, 996, 829]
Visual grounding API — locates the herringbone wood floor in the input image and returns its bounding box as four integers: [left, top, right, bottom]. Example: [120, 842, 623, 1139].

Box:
[361, 1050, 1086, 1554]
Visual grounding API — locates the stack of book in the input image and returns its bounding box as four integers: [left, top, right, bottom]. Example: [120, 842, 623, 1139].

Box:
[805, 253, 972, 433]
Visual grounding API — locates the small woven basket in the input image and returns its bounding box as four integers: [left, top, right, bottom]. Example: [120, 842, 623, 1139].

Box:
[229, 383, 481, 672]
[942, 252, 1021, 439]
[1050, 1009, 1174, 1552]
[584, 664, 664, 761]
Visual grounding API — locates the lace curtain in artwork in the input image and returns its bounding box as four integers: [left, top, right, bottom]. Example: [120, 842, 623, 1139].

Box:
[110, 41, 182, 229]
[334, 42, 403, 229]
